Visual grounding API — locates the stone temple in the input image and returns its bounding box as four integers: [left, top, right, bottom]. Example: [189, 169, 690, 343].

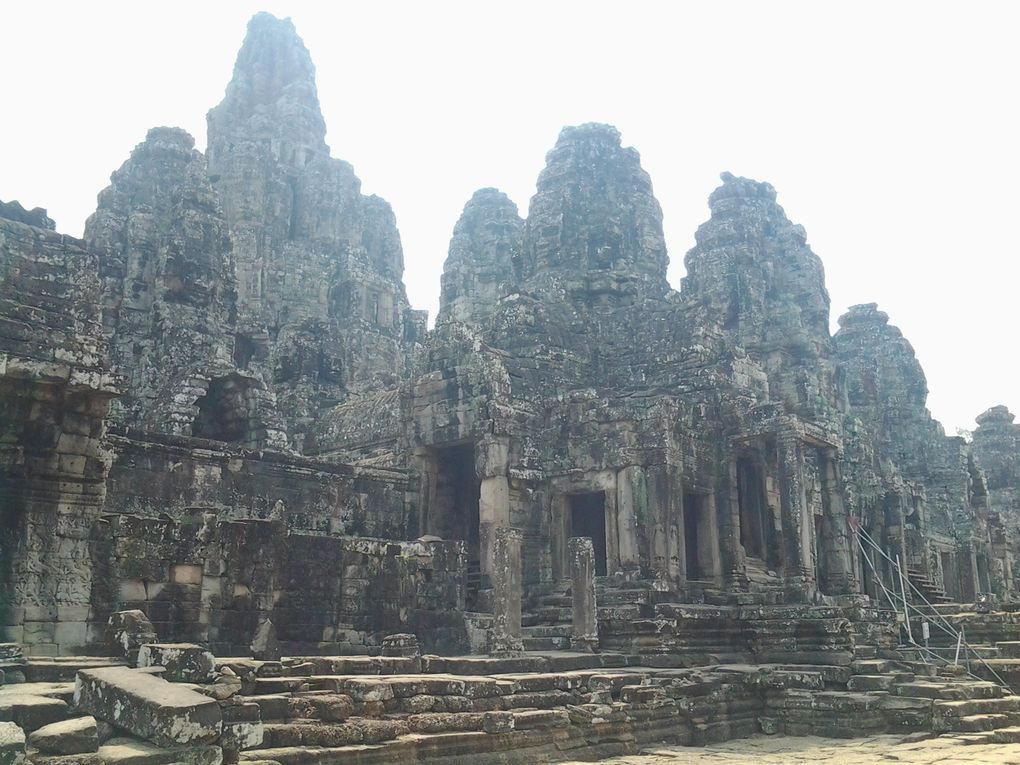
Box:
[2, 12, 1020, 765]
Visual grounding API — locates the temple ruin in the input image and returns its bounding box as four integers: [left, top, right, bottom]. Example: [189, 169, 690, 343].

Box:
[2, 12, 1020, 765]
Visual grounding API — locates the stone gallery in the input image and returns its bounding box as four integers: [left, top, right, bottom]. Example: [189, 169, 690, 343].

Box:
[2, 12, 1020, 765]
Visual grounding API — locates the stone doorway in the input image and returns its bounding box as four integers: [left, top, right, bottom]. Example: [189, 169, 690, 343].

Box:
[568, 492, 608, 577]
[428, 443, 482, 599]
[683, 492, 718, 582]
[736, 456, 771, 562]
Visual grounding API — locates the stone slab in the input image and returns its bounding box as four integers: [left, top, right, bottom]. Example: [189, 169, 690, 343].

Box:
[0, 721, 25, 765]
[0, 694, 67, 732]
[28, 716, 98, 755]
[137, 645, 215, 683]
[74, 667, 221, 748]
[98, 737, 223, 765]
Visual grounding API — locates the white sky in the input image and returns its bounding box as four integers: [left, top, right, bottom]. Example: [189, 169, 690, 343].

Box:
[2, 1, 1017, 433]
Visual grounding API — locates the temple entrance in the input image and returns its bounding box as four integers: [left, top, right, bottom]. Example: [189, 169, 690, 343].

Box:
[428, 443, 481, 601]
[941, 550, 957, 600]
[736, 457, 770, 562]
[683, 492, 717, 582]
[568, 492, 608, 576]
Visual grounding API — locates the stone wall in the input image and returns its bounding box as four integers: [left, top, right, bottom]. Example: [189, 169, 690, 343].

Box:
[104, 430, 414, 538]
[87, 512, 466, 655]
[0, 212, 117, 654]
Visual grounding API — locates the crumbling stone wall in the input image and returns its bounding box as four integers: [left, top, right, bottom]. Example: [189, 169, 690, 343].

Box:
[86, 512, 466, 654]
[104, 429, 413, 537]
[0, 210, 117, 654]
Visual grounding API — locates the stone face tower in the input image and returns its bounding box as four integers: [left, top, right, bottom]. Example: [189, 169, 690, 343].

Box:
[84, 127, 241, 437]
[684, 173, 838, 419]
[207, 13, 421, 449]
[521, 123, 670, 299]
[436, 188, 522, 330]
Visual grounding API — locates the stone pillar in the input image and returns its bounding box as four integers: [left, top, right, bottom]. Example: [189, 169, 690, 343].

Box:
[777, 436, 812, 601]
[478, 436, 511, 578]
[489, 526, 523, 655]
[568, 537, 599, 652]
[615, 467, 642, 574]
[721, 456, 748, 592]
[819, 451, 856, 595]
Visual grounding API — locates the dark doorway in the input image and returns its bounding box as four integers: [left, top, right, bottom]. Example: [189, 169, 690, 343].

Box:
[569, 492, 608, 576]
[193, 376, 249, 443]
[977, 553, 991, 594]
[431, 444, 480, 559]
[736, 457, 769, 561]
[940, 551, 957, 600]
[683, 492, 702, 580]
[814, 514, 829, 594]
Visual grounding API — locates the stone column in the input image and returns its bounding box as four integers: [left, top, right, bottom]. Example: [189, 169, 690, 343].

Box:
[568, 537, 599, 652]
[478, 435, 511, 578]
[819, 451, 856, 595]
[721, 456, 748, 592]
[777, 436, 812, 601]
[489, 526, 523, 655]
[615, 467, 642, 575]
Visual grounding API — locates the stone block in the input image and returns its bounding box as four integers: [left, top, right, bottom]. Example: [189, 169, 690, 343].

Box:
[27, 716, 98, 755]
[97, 737, 223, 765]
[74, 667, 221, 748]
[28, 754, 102, 765]
[0, 695, 68, 731]
[219, 702, 263, 751]
[118, 581, 147, 603]
[482, 710, 514, 733]
[105, 611, 157, 665]
[0, 721, 25, 765]
[170, 564, 203, 586]
[137, 644, 215, 683]
[53, 622, 88, 651]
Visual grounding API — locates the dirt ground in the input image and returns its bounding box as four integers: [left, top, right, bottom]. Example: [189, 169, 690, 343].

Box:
[560, 734, 1020, 764]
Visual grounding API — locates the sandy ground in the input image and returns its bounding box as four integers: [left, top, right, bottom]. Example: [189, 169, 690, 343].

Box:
[560, 734, 1020, 764]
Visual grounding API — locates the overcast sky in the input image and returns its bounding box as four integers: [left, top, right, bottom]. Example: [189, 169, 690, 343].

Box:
[2, 1, 1017, 433]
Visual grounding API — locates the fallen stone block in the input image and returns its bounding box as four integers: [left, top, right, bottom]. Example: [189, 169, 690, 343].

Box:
[105, 612, 157, 667]
[74, 667, 221, 748]
[27, 716, 98, 755]
[27, 754, 102, 765]
[137, 644, 215, 683]
[0, 694, 68, 732]
[98, 736, 223, 765]
[220, 702, 263, 751]
[0, 721, 25, 765]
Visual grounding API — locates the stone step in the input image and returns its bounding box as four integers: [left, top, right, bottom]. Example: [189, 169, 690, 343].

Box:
[896, 681, 977, 700]
[851, 659, 897, 674]
[852, 645, 877, 660]
[933, 696, 1020, 719]
[991, 725, 1020, 743]
[847, 674, 908, 692]
[521, 636, 570, 651]
[597, 589, 651, 606]
[525, 606, 572, 624]
[539, 595, 573, 608]
[998, 642, 1020, 659]
[522, 625, 572, 638]
[947, 713, 1013, 732]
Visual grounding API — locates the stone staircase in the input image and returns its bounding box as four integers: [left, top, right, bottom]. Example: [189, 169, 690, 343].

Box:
[521, 578, 655, 651]
[843, 647, 1020, 740]
[907, 565, 953, 605]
